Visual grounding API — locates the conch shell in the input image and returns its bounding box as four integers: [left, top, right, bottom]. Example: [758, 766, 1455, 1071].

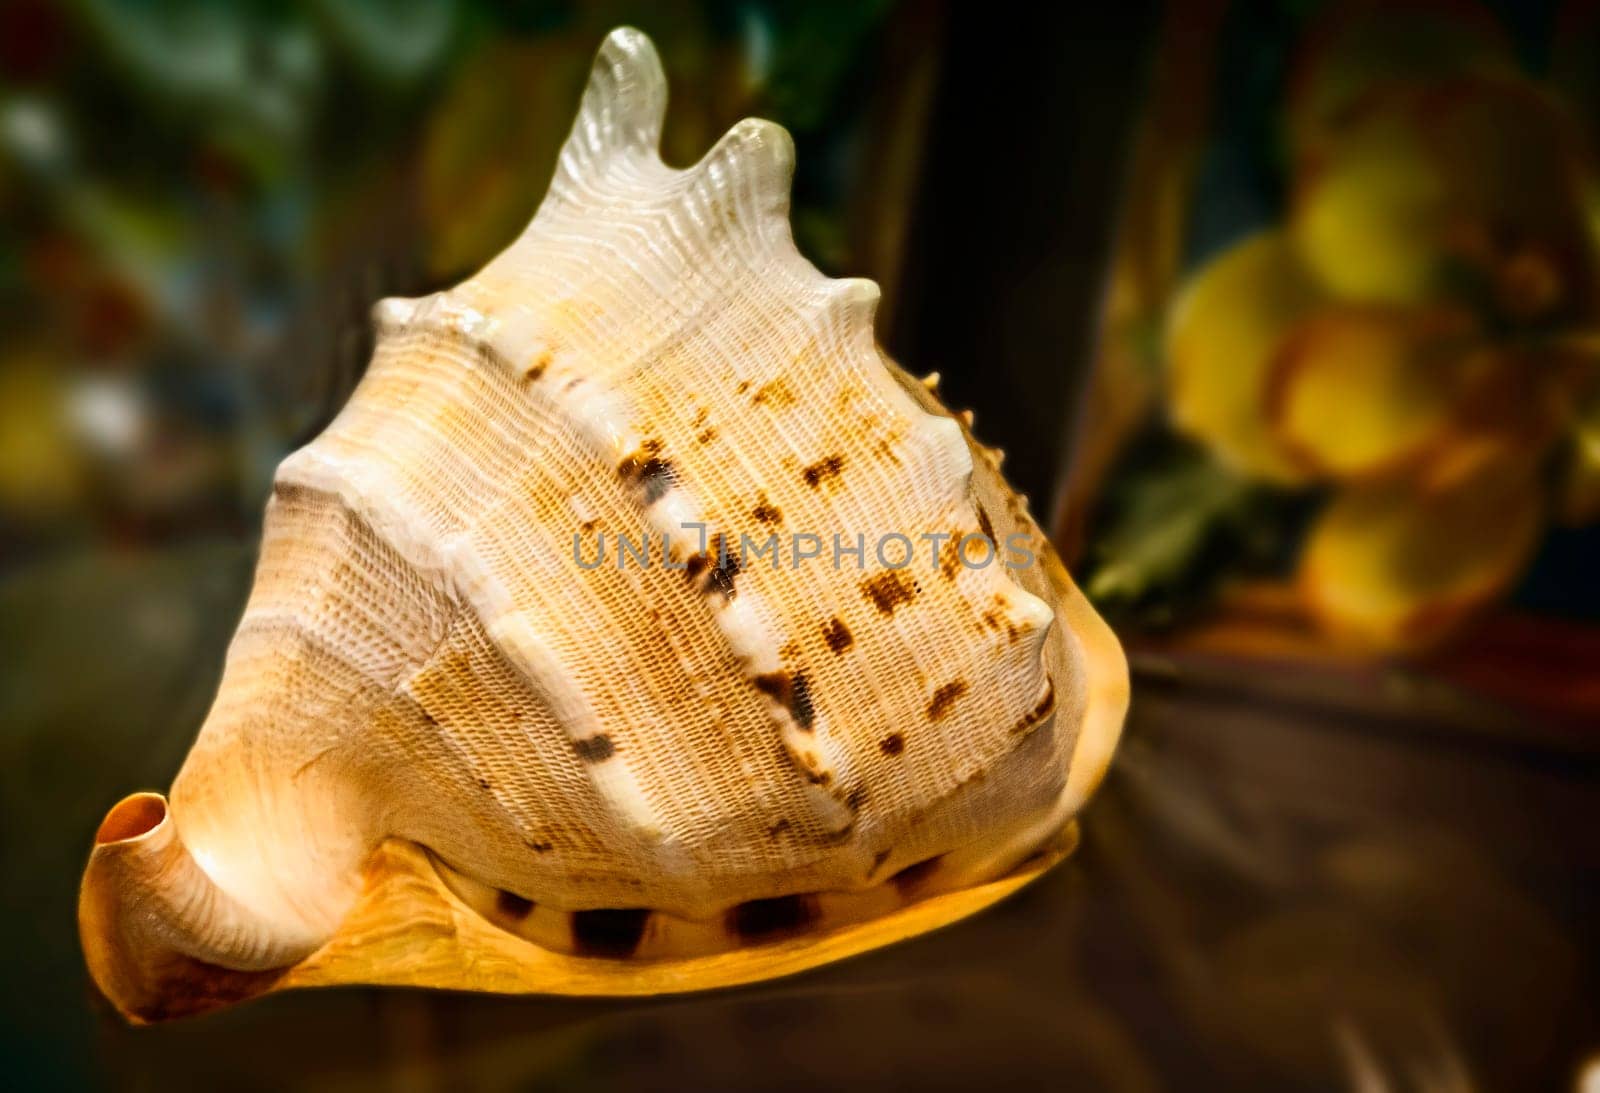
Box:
[79, 28, 1127, 1023]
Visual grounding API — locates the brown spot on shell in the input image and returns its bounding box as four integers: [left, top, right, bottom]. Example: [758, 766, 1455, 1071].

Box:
[980, 594, 1027, 643]
[861, 571, 917, 616]
[801, 454, 845, 489]
[570, 908, 650, 958]
[821, 616, 854, 654]
[751, 494, 783, 525]
[705, 533, 741, 598]
[754, 671, 815, 731]
[684, 552, 709, 582]
[1013, 679, 1057, 735]
[572, 734, 616, 763]
[522, 349, 551, 383]
[270, 481, 314, 505]
[728, 895, 817, 941]
[523, 837, 554, 853]
[891, 855, 943, 897]
[767, 818, 792, 840]
[751, 377, 797, 406]
[618, 448, 675, 505]
[873, 423, 907, 466]
[879, 732, 905, 757]
[927, 681, 969, 721]
[870, 848, 892, 875]
[939, 533, 965, 579]
[696, 426, 718, 445]
[495, 890, 534, 920]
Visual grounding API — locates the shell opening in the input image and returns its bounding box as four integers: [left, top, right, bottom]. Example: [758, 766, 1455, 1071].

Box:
[95, 792, 167, 845]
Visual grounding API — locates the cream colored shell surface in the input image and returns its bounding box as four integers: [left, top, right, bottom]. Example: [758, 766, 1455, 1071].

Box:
[159, 28, 1098, 954]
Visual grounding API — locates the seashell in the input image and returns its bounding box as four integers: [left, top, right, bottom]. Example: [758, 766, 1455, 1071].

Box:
[78, 27, 1128, 1023]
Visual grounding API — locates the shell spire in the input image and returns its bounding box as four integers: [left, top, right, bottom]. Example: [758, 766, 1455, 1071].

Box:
[79, 27, 1127, 1024]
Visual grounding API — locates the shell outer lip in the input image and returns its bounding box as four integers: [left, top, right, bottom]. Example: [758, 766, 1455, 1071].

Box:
[278, 824, 1080, 1000]
[87, 822, 1077, 1021]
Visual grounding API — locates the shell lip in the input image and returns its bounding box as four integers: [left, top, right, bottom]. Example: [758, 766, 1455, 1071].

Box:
[93, 791, 170, 847]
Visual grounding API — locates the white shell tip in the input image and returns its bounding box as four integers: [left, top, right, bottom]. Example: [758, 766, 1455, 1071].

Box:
[372, 296, 418, 331]
[570, 25, 667, 166]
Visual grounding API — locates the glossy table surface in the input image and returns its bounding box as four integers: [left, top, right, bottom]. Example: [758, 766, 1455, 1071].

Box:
[4, 542, 1595, 1090]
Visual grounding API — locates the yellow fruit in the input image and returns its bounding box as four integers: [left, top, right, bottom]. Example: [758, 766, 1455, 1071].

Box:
[1267, 307, 1488, 479]
[1299, 465, 1541, 651]
[1166, 231, 1321, 483]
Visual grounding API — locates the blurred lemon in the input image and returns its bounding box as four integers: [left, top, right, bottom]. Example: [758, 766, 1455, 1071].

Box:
[1267, 306, 1488, 479]
[1292, 76, 1594, 319]
[1299, 465, 1542, 651]
[1166, 231, 1322, 484]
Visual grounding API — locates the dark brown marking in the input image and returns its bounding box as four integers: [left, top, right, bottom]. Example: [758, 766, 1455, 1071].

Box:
[572, 734, 616, 763]
[891, 855, 943, 896]
[496, 889, 534, 919]
[870, 848, 892, 875]
[802, 454, 845, 489]
[940, 535, 961, 579]
[880, 732, 905, 757]
[861, 571, 917, 616]
[522, 837, 554, 853]
[976, 505, 997, 545]
[522, 349, 551, 383]
[751, 494, 783, 525]
[767, 818, 792, 840]
[789, 672, 815, 730]
[981, 594, 1026, 642]
[752, 377, 797, 406]
[684, 552, 710, 582]
[927, 680, 969, 721]
[271, 481, 313, 505]
[736, 380, 752, 394]
[821, 616, 854, 654]
[727, 894, 817, 941]
[1013, 679, 1057, 735]
[476, 776, 491, 790]
[706, 533, 741, 598]
[618, 445, 675, 505]
[754, 671, 815, 731]
[570, 908, 649, 958]
[696, 426, 718, 445]
[845, 784, 867, 811]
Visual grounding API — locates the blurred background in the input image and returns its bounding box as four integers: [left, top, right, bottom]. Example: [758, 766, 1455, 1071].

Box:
[2, 0, 1597, 1088]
